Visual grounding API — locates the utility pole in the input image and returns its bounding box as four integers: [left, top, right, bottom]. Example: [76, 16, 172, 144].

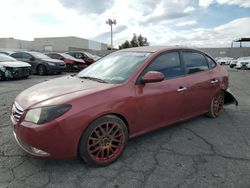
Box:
[106, 19, 116, 50]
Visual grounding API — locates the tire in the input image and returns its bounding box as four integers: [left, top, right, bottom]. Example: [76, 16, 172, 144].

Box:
[24, 75, 30, 79]
[37, 65, 47, 75]
[241, 66, 247, 70]
[79, 115, 128, 166]
[0, 71, 5, 81]
[206, 91, 224, 118]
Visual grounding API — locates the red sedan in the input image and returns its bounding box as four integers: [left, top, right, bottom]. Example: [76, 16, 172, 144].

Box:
[11, 47, 238, 166]
[46, 52, 87, 71]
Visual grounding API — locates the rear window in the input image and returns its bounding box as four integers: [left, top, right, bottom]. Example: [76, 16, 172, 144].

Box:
[11, 53, 23, 59]
[182, 51, 209, 74]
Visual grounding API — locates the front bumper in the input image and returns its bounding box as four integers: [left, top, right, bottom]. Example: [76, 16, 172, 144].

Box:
[47, 64, 66, 73]
[235, 65, 242, 68]
[5, 67, 30, 79]
[12, 116, 81, 159]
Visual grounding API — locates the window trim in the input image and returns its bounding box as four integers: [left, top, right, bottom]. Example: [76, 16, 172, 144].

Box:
[135, 50, 185, 85]
[205, 55, 217, 70]
[180, 50, 210, 75]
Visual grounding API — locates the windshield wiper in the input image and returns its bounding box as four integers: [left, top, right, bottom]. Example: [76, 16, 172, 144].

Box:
[79, 76, 107, 83]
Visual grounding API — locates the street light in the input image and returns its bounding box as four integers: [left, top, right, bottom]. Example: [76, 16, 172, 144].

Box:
[106, 19, 117, 50]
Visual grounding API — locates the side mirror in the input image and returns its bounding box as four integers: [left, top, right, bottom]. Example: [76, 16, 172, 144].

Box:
[142, 71, 165, 83]
[59, 57, 64, 60]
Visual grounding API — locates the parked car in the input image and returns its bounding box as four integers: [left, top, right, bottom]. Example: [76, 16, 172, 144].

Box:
[0, 50, 16, 55]
[46, 53, 87, 71]
[10, 51, 66, 75]
[230, 57, 250, 68]
[11, 46, 238, 166]
[235, 57, 250, 70]
[0, 53, 31, 80]
[217, 57, 233, 65]
[66, 51, 100, 65]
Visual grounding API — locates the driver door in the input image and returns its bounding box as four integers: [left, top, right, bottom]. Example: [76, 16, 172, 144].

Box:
[133, 51, 187, 134]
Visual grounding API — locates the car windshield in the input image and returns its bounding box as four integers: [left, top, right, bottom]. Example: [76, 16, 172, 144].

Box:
[29, 52, 50, 59]
[0, 54, 17, 62]
[84, 52, 97, 59]
[77, 52, 152, 84]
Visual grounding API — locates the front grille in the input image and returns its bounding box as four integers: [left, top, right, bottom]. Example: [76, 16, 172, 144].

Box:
[14, 67, 30, 77]
[241, 62, 249, 65]
[11, 102, 24, 123]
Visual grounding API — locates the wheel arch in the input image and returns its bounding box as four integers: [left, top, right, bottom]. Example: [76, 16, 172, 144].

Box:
[76, 112, 130, 158]
[36, 63, 46, 72]
[223, 89, 238, 106]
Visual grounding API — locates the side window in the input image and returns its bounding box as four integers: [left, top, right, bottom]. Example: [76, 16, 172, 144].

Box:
[75, 53, 83, 59]
[52, 54, 61, 59]
[82, 53, 88, 58]
[11, 53, 23, 59]
[143, 52, 183, 79]
[206, 56, 217, 69]
[22, 53, 32, 59]
[182, 51, 209, 74]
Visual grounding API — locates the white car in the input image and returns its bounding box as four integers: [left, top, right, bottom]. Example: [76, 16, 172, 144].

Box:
[230, 57, 250, 68]
[217, 57, 233, 65]
[235, 57, 250, 70]
[0, 54, 31, 80]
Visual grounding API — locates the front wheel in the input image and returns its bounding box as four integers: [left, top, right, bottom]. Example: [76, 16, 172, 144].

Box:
[0, 71, 5, 81]
[37, 65, 47, 75]
[206, 91, 224, 118]
[79, 115, 128, 166]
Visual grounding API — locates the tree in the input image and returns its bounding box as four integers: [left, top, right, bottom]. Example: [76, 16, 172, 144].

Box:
[138, 34, 149, 47]
[130, 33, 139, 47]
[119, 34, 150, 49]
[119, 40, 131, 49]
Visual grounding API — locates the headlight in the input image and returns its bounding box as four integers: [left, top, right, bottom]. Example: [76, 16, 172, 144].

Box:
[24, 104, 71, 124]
[48, 62, 56, 66]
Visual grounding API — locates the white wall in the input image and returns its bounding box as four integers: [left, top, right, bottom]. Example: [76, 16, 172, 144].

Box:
[88, 40, 101, 50]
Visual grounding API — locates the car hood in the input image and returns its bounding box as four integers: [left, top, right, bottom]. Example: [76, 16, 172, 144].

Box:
[16, 76, 116, 109]
[0, 61, 31, 67]
[238, 60, 250, 63]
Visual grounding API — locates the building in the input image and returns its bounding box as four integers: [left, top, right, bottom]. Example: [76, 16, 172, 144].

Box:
[200, 47, 250, 58]
[0, 38, 31, 50]
[231, 38, 250, 48]
[0, 36, 108, 52]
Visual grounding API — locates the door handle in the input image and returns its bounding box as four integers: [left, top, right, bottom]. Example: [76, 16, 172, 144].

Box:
[177, 86, 187, 92]
[211, 79, 219, 84]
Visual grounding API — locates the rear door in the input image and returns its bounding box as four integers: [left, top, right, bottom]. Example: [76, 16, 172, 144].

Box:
[181, 51, 221, 118]
[134, 51, 188, 134]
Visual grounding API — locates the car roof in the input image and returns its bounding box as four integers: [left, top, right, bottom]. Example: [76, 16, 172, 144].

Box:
[119, 46, 199, 53]
[66, 51, 86, 53]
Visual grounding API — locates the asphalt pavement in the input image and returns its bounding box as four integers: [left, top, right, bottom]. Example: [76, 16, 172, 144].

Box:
[0, 67, 250, 188]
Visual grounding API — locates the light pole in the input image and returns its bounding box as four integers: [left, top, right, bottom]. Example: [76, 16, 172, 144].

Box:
[106, 19, 116, 50]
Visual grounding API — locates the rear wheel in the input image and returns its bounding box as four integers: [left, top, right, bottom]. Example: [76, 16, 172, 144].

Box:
[206, 91, 224, 118]
[37, 65, 47, 75]
[79, 115, 128, 166]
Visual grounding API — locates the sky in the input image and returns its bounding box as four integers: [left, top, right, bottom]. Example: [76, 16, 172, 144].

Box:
[0, 0, 250, 48]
